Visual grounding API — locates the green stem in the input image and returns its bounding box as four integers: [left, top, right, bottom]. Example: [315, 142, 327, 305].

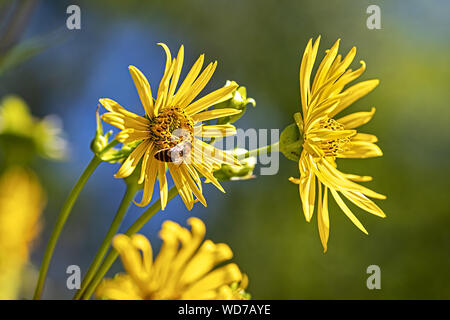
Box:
[238, 141, 279, 160]
[33, 139, 119, 300]
[79, 186, 179, 300]
[73, 184, 138, 300]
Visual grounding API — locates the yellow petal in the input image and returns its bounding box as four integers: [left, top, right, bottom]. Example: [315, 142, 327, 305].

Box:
[337, 108, 376, 129]
[184, 83, 238, 116]
[198, 124, 237, 138]
[192, 108, 242, 122]
[169, 163, 194, 210]
[341, 190, 386, 218]
[311, 38, 339, 94]
[172, 54, 205, 105]
[166, 45, 185, 106]
[299, 156, 316, 222]
[157, 162, 168, 210]
[330, 79, 379, 117]
[338, 141, 383, 158]
[128, 65, 154, 117]
[180, 240, 233, 286]
[114, 140, 149, 178]
[330, 188, 368, 235]
[115, 128, 149, 144]
[179, 61, 217, 109]
[300, 36, 321, 115]
[181, 263, 242, 299]
[134, 158, 158, 207]
[317, 184, 330, 253]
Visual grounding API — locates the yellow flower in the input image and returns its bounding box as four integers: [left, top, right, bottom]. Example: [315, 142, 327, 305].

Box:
[289, 36, 386, 252]
[0, 167, 45, 299]
[100, 43, 242, 209]
[96, 217, 248, 300]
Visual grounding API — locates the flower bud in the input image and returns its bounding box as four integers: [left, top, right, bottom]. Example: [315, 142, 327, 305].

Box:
[215, 81, 256, 125]
[90, 106, 140, 163]
[213, 148, 256, 181]
[279, 112, 304, 162]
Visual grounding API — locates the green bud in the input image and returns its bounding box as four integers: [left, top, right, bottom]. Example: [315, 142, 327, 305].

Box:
[215, 81, 256, 125]
[90, 106, 139, 164]
[213, 148, 256, 181]
[279, 112, 304, 162]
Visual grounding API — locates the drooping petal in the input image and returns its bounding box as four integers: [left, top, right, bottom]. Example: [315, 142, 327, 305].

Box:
[317, 184, 330, 252]
[134, 157, 158, 207]
[330, 188, 368, 235]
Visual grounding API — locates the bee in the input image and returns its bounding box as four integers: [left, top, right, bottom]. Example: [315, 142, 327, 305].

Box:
[154, 141, 191, 165]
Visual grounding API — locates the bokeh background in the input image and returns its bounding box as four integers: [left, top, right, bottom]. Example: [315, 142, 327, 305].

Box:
[1, 0, 449, 299]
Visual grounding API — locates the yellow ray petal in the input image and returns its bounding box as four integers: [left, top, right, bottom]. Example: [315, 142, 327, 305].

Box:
[330, 79, 379, 117]
[299, 157, 316, 222]
[138, 143, 154, 184]
[169, 163, 194, 210]
[172, 54, 205, 105]
[115, 129, 149, 144]
[115, 140, 149, 178]
[99, 98, 148, 124]
[330, 188, 368, 235]
[337, 108, 376, 129]
[101, 113, 149, 131]
[179, 61, 217, 109]
[128, 66, 154, 117]
[198, 124, 237, 138]
[134, 158, 158, 207]
[338, 141, 383, 158]
[180, 164, 206, 207]
[317, 184, 330, 253]
[157, 162, 168, 210]
[192, 108, 242, 122]
[181, 263, 241, 299]
[184, 82, 238, 116]
[192, 162, 225, 193]
[300, 36, 321, 115]
[166, 45, 185, 106]
[311, 38, 340, 94]
[341, 190, 386, 218]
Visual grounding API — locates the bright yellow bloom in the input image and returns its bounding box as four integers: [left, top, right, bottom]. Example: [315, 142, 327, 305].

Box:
[100, 43, 241, 209]
[289, 36, 386, 252]
[0, 167, 45, 299]
[96, 217, 248, 300]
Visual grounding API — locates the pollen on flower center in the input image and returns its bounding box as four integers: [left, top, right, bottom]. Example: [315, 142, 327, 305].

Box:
[148, 106, 194, 150]
[319, 118, 350, 157]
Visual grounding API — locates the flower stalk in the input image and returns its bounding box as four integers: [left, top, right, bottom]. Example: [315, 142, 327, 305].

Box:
[73, 182, 139, 300]
[78, 186, 179, 300]
[33, 139, 119, 300]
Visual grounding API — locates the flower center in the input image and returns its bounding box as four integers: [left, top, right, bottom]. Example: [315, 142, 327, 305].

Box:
[318, 118, 350, 157]
[148, 107, 194, 150]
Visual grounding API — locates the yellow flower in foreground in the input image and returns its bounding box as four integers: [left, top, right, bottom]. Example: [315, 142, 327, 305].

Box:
[0, 167, 45, 299]
[96, 217, 248, 300]
[100, 43, 241, 209]
[289, 36, 386, 252]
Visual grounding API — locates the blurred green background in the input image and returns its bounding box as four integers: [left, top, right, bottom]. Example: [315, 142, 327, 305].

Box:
[1, 0, 449, 299]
